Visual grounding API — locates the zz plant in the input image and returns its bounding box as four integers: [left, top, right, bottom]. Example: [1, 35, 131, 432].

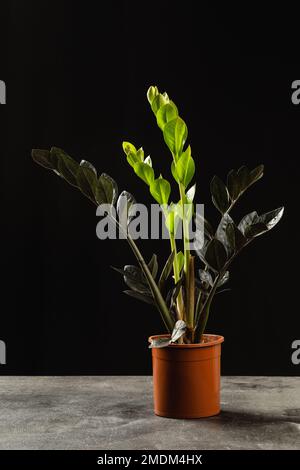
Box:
[32, 86, 284, 346]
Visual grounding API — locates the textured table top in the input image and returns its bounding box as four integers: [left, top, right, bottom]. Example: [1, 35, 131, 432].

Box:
[0, 376, 299, 450]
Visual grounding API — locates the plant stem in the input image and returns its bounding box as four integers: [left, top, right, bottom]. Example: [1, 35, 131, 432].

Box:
[186, 256, 195, 330]
[115, 216, 175, 332]
[194, 273, 221, 342]
[179, 183, 190, 281]
[170, 230, 185, 321]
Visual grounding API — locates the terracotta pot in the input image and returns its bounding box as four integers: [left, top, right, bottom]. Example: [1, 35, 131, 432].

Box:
[149, 334, 224, 419]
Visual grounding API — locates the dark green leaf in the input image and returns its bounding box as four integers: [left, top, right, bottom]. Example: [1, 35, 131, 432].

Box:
[56, 150, 79, 187]
[158, 251, 175, 292]
[210, 175, 230, 214]
[215, 214, 235, 255]
[204, 238, 227, 272]
[123, 290, 154, 305]
[237, 166, 250, 192]
[195, 213, 214, 240]
[80, 160, 97, 176]
[227, 169, 239, 201]
[148, 254, 158, 280]
[31, 149, 54, 170]
[98, 173, 118, 205]
[77, 164, 97, 203]
[114, 265, 150, 294]
[244, 207, 284, 238]
[232, 224, 248, 250]
[218, 271, 229, 287]
[238, 211, 258, 235]
[198, 269, 213, 287]
[249, 164, 264, 185]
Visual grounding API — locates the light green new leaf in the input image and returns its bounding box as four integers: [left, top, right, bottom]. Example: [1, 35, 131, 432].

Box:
[147, 85, 159, 105]
[150, 177, 171, 205]
[175, 146, 195, 187]
[151, 93, 169, 115]
[156, 102, 178, 130]
[122, 141, 137, 156]
[133, 162, 155, 185]
[163, 117, 188, 157]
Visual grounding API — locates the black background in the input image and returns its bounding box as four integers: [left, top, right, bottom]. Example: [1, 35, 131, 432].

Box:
[1, 1, 299, 375]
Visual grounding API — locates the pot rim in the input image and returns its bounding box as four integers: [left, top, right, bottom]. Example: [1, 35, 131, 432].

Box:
[148, 333, 224, 348]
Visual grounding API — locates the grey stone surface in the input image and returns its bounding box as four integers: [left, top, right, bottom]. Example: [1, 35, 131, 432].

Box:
[0, 376, 299, 450]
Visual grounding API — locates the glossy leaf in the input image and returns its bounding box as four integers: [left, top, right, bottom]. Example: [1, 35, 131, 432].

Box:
[244, 207, 284, 238]
[114, 265, 150, 294]
[227, 164, 264, 203]
[56, 150, 79, 187]
[232, 224, 248, 250]
[98, 173, 118, 205]
[133, 161, 154, 185]
[117, 190, 136, 225]
[77, 163, 97, 203]
[150, 177, 171, 205]
[238, 211, 258, 235]
[204, 238, 227, 272]
[80, 160, 97, 176]
[210, 175, 230, 214]
[215, 213, 235, 256]
[195, 213, 214, 240]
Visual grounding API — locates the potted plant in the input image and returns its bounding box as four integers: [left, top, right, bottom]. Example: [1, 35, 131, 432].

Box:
[32, 86, 284, 418]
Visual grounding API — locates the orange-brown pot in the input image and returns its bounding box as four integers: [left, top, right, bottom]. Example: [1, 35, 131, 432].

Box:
[149, 334, 224, 419]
